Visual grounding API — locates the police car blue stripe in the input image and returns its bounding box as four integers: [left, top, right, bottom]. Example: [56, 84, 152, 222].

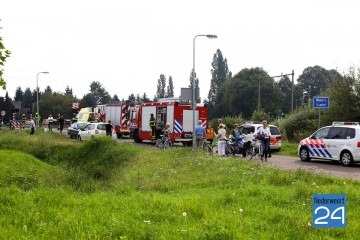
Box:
[324, 149, 333, 158]
[305, 145, 315, 156]
[317, 149, 326, 157]
[313, 149, 320, 157]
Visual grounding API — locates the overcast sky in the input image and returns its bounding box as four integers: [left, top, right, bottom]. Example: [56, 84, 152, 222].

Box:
[1, 0, 360, 101]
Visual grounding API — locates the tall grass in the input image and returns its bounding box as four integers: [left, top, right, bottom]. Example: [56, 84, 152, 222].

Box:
[0, 130, 359, 239]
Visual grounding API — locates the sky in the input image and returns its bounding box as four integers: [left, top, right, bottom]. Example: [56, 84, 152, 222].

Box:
[1, 0, 360, 101]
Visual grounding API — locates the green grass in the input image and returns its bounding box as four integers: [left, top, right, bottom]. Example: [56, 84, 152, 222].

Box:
[0, 130, 359, 239]
[276, 141, 299, 156]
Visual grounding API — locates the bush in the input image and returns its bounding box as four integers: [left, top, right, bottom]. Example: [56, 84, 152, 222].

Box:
[278, 104, 318, 142]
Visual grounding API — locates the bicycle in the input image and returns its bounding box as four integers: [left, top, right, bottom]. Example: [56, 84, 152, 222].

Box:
[155, 135, 173, 150]
[248, 140, 263, 160]
[202, 139, 213, 153]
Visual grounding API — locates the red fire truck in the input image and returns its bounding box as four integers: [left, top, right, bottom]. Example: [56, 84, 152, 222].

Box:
[98, 102, 135, 138]
[130, 99, 208, 144]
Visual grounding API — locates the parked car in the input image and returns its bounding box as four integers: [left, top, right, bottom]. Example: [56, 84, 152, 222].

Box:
[68, 122, 88, 139]
[298, 122, 360, 166]
[77, 122, 108, 141]
[238, 122, 282, 150]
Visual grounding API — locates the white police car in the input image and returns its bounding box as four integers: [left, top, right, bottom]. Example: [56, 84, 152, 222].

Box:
[298, 122, 360, 166]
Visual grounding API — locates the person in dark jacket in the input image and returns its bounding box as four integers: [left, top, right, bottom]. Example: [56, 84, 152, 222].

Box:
[106, 120, 113, 136]
[59, 115, 65, 133]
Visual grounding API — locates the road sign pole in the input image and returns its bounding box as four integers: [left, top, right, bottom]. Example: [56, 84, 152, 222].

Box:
[318, 109, 321, 129]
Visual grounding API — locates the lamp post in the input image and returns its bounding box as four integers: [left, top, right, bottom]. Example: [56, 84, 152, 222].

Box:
[36, 71, 49, 126]
[192, 34, 217, 150]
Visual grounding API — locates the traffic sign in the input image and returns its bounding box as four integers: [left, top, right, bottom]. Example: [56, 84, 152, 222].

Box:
[0, 110, 5, 116]
[313, 97, 329, 109]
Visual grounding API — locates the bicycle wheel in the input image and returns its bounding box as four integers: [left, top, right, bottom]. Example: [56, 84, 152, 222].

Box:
[164, 139, 172, 149]
[156, 138, 163, 148]
[251, 146, 260, 160]
[203, 142, 212, 153]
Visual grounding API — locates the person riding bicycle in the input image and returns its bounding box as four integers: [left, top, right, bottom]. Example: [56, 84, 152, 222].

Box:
[256, 120, 271, 162]
[229, 124, 245, 154]
[229, 124, 242, 143]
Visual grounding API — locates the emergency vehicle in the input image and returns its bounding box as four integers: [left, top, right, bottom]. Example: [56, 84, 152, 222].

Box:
[76, 107, 101, 123]
[98, 102, 135, 138]
[298, 122, 360, 166]
[130, 99, 208, 144]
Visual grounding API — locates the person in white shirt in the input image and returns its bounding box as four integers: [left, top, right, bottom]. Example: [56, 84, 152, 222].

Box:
[256, 120, 271, 162]
[47, 114, 54, 131]
[216, 124, 227, 156]
[29, 117, 35, 135]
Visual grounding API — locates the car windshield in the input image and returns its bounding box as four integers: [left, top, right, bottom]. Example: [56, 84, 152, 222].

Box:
[240, 126, 255, 134]
[77, 123, 87, 129]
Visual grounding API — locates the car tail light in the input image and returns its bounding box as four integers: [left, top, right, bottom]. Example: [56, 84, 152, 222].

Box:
[357, 142, 360, 147]
[276, 136, 282, 140]
[254, 135, 258, 140]
[95, 130, 99, 134]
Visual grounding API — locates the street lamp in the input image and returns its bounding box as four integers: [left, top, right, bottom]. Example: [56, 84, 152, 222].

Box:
[192, 34, 217, 150]
[36, 71, 49, 126]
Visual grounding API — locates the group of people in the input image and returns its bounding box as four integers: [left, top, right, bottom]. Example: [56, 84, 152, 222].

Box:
[46, 114, 65, 133]
[213, 120, 272, 162]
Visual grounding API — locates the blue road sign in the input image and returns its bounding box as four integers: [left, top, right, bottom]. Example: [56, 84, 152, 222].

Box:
[313, 97, 329, 109]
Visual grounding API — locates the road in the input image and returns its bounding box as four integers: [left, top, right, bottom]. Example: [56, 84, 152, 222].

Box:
[61, 129, 360, 181]
[261, 155, 360, 181]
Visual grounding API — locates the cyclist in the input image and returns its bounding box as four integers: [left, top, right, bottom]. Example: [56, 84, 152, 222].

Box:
[255, 120, 271, 162]
[229, 124, 244, 155]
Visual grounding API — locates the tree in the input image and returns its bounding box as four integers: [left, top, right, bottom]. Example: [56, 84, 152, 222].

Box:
[22, 88, 33, 110]
[156, 74, 166, 98]
[208, 49, 230, 105]
[188, 70, 201, 103]
[39, 92, 73, 119]
[81, 93, 97, 108]
[141, 92, 150, 103]
[89, 81, 111, 104]
[44, 85, 52, 94]
[0, 20, 11, 90]
[14, 87, 23, 102]
[111, 94, 120, 103]
[166, 76, 174, 98]
[136, 94, 141, 103]
[297, 65, 341, 103]
[128, 94, 135, 101]
[277, 76, 303, 114]
[65, 85, 73, 96]
[213, 67, 284, 119]
[2, 92, 13, 122]
[188, 69, 199, 89]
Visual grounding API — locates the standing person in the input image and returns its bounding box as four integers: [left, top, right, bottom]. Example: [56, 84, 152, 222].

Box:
[106, 120, 113, 137]
[22, 114, 27, 129]
[57, 114, 61, 130]
[29, 117, 35, 135]
[216, 124, 227, 156]
[149, 113, 156, 140]
[256, 120, 271, 162]
[59, 115, 65, 134]
[47, 114, 54, 131]
[163, 122, 171, 138]
[194, 120, 206, 149]
[205, 123, 215, 145]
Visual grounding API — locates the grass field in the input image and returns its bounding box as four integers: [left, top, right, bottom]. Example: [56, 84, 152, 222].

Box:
[0, 129, 359, 239]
